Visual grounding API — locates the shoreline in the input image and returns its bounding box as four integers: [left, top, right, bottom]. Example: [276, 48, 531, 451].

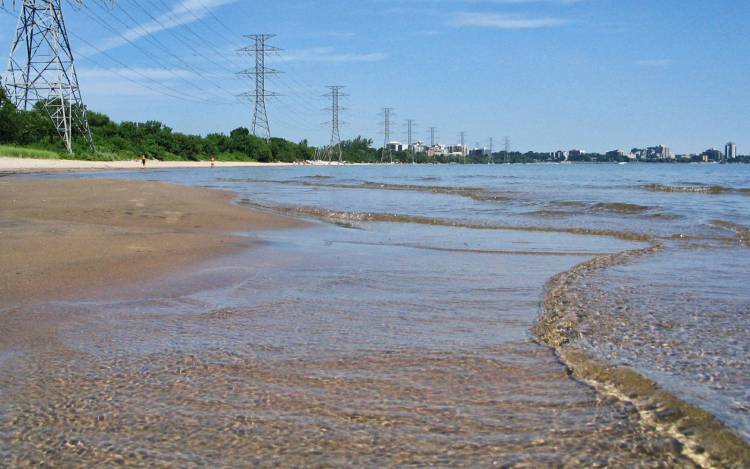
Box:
[0, 156, 296, 174]
[2, 157, 744, 176]
[0, 177, 305, 308]
[533, 239, 750, 467]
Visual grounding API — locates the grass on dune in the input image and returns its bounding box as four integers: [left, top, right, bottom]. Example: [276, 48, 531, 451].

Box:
[0, 145, 62, 159]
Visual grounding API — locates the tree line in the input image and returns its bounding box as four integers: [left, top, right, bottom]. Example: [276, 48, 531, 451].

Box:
[1, 89, 747, 163]
[0, 89, 317, 162]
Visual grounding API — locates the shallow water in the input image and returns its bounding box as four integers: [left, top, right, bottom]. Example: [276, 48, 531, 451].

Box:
[3, 163, 750, 465]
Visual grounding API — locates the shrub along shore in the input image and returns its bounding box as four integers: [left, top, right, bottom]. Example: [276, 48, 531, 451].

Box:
[2, 89, 748, 164]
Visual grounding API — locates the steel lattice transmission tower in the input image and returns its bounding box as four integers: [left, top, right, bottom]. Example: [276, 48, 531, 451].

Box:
[239, 34, 280, 142]
[322, 85, 346, 163]
[504, 136, 511, 164]
[381, 107, 394, 163]
[2, 0, 96, 154]
[406, 119, 415, 164]
[488, 137, 494, 164]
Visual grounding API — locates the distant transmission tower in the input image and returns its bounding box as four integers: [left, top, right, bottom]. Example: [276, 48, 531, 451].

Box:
[459, 131, 466, 164]
[322, 85, 346, 163]
[381, 107, 394, 163]
[239, 34, 280, 142]
[488, 137, 494, 164]
[406, 119, 415, 163]
[2, 0, 95, 154]
[504, 136, 511, 164]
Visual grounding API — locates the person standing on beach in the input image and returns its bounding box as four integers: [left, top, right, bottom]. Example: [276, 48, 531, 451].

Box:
[141, 155, 146, 167]
[211, 157, 215, 168]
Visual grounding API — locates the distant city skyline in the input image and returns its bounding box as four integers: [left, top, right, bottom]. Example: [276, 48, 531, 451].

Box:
[0, 0, 747, 154]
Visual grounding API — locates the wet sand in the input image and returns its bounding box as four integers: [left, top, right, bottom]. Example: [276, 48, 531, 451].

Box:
[0, 178, 303, 307]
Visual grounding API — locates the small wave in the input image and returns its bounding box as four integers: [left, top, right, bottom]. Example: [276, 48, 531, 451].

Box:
[554, 201, 588, 208]
[523, 210, 577, 218]
[643, 183, 750, 195]
[592, 202, 651, 214]
[643, 212, 684, 221]
[221, 177, 514, 203]
[267, 204, 653, 242]
[711, 220, 750, 246]
[533, 243, 750, 466]
[329, 240, 613, 257]
[415, 176, 441, 182]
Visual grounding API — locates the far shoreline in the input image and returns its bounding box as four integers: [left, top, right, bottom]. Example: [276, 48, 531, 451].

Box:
[0, 156, 296, 174]
[1, 156, 745, 176]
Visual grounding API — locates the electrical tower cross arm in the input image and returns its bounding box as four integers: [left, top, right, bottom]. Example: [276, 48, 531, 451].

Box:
[3, 0, 98, 154]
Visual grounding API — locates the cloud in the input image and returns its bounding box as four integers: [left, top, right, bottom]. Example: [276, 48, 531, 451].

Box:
[454, 12, 566, 29]
[81, 0, 238, 56]
[415, 30, 440, 36]
[636, 59, 673, 67]
[270, 47, 387, 64]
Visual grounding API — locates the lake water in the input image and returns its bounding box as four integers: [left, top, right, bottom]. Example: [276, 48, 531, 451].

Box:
[2, 163, 748, 466]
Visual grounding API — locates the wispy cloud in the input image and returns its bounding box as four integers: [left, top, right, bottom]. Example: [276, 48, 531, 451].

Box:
[270, 47, 387, 64]
[81, 0, 238, 56]
[454, 12, 566, 29]
[636, 59, 673, 67]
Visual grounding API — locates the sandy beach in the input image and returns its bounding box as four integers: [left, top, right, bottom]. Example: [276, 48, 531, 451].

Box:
[0, 157, 294, 173]
[0, 178, 303, 306]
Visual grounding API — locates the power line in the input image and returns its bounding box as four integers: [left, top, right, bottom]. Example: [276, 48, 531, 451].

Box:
[70, 30, 229, 104]
[321, 85, 346, 163]
[381, 107, 394, 163]
[239, 34, 280, 142]
[406, 118, 415, 163]
[123, 0, 240, 77]
[504, 136, 511, 164]
[76, 4, 236, 103]
[153, 0, 238, 47]
[3, 0, 94, 154]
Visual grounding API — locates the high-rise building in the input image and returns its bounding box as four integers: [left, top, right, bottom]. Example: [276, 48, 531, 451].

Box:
[701, 148, 722, 162]
[725, 142, 737, 160]
[645, 145, 674, 160]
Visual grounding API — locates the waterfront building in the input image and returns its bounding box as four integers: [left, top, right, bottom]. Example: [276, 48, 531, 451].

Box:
[725, 142, 737, 160]
[646, 145, 674, 160]
[427, 144, 447, 158]
[550, 150, 569, 161]
[568, 149, 585, 158]
[386, 141, 404, 152]
[446, 145, 469, 157]
[606, 149, 633, 160]
[701, 148, 722, 162]
[410, 141, 427, 154]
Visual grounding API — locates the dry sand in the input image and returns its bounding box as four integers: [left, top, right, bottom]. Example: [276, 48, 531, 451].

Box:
[0, 157, 294, 173]
[0, 178, 304, 306]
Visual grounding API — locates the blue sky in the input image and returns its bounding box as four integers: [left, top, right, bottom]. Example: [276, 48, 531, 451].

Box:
[1, 0, 748, 154]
